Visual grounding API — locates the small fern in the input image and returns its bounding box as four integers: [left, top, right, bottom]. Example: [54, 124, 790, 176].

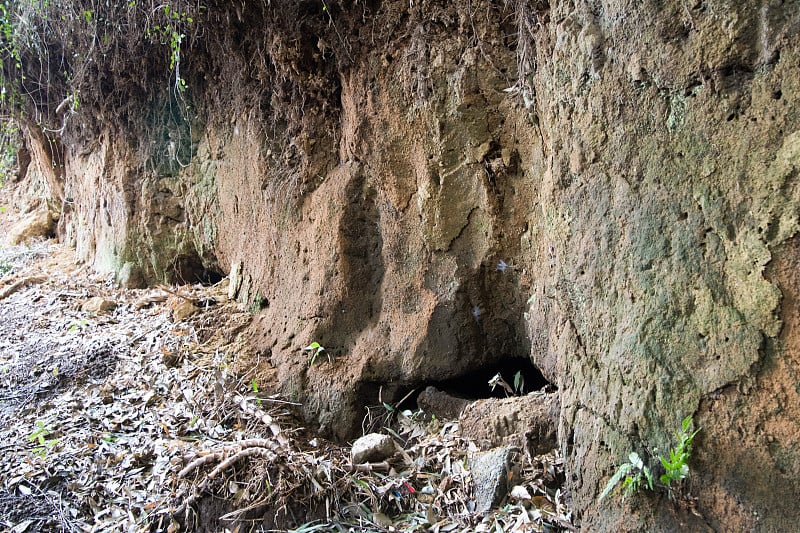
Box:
[599, 416, 699, 502]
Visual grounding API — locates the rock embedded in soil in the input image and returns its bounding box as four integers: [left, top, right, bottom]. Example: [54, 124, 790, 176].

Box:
[469, 446, 522, 513]
[351, 433, 395, 464]
[6, 207, 55, 245]
[417, 386, 470, 420]
[171, 300, 199, 322]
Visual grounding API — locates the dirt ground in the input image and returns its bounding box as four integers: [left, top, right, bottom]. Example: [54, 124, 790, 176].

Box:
[0, 240, 572, 532]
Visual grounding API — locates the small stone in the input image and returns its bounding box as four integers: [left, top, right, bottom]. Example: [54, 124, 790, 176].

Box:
[510, 484, 532, 501]
[81, 296, 117, 314]
[469, 447, 521, 513]
[351, 433, 395, 464]
[172, 300, 199, 322]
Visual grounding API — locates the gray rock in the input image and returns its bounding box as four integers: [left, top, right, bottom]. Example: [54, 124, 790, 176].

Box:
[469, 447, 522, 513]
[351, 433, 395, 464]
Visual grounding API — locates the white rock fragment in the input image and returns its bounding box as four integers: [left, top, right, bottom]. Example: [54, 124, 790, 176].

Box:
[351, 433, 395, 464]
[510, 484, 532, 501]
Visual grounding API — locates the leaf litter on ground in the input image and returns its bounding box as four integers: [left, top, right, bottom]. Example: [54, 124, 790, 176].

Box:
[0, 242, 573, 532]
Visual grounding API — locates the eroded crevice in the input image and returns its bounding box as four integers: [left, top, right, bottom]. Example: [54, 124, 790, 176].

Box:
[350, 355, 554, 439]
[355, 356, 552, 418]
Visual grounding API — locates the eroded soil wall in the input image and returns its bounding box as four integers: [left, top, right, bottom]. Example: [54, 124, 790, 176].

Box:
[8, 0, 800, 529]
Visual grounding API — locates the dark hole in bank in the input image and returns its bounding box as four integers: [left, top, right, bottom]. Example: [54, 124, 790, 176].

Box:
[430, 357, 552, 400]
[394, 357, 553, 412]
[351, 358, 553, 440]
[172, 254, 225, 285]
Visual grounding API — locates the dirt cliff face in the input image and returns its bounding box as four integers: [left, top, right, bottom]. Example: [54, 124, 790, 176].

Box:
[523, 2, 800, 529]
[6, 0, 800, 529]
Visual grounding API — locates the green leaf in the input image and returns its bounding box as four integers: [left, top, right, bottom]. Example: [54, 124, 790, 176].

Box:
[513, 370, 524, 394]
[599, 462, 632, 501]
[643, 466, 654, 490]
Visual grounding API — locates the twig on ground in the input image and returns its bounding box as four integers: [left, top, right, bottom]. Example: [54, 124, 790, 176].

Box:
[0, 275, 47, 299]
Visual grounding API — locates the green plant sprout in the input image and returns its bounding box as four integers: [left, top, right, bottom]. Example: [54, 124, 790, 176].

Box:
[304, 342, 327, 366]
[513, 370, 525, 395]
[659, 415, 701, 498]
[598, 451, 653, 501]
[488, 372, 525, 396]
[28, 421, 58, 458]
[600, 416, 700, 502]
[68, 318, 89, 333]
[251, 378, 262, 406]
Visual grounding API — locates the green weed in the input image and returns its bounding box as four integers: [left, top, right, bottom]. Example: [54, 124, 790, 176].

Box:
[488, 371, 525, 396]
[68, 319, 89, 333]
[28, 421, 58, 458]
[304, 342, 327, 366]
[144, 4, 195, 94]
[600, 416, 699, 502]
[659, 415, 700, 498]
[251, 378, 262, 406]
[598, 451, 653, 501]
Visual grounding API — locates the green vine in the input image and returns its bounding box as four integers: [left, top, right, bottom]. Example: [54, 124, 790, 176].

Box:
[145, 4, 198, 94]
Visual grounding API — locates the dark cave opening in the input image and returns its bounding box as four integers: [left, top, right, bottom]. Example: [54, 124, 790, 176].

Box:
[388, 357, 554, 413]
[351, 355, 553, 437]
[172, 254, 225, 285]
[429, 356, 553, 401]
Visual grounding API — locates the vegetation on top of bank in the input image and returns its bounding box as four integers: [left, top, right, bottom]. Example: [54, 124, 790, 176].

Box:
[0, 0, 203, 128]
